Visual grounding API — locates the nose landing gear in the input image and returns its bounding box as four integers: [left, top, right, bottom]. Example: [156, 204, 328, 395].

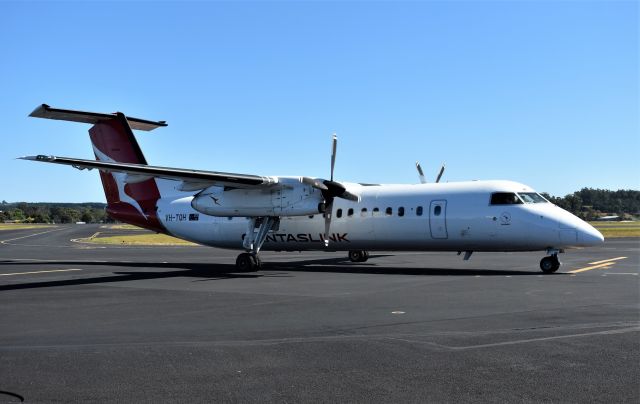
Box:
[348, 250, 369, 262]
[540, 254, 561, 274]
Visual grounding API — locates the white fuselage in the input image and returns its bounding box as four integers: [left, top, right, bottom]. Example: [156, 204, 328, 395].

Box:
[155, 180, 603, 253]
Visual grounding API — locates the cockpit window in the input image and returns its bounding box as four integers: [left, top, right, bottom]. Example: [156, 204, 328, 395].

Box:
[490, 192, 523, 205]
[518, 192, 548, 204]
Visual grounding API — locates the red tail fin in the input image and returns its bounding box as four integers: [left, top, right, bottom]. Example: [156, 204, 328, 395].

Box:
[28, 104, 167, 232]
[89, 114, 164, 231]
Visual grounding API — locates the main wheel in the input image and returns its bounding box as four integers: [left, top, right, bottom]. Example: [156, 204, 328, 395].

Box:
[540, 256, 560, 274]
[236, 253, 260, 272]
[348, 250, 369, 263]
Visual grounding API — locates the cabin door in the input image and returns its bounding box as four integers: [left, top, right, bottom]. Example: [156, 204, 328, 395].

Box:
[429, 200, 448, 239]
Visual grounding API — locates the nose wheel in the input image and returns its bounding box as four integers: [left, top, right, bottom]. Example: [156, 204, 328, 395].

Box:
[348, 250, 369, 262]
[540, 255, 561, 274]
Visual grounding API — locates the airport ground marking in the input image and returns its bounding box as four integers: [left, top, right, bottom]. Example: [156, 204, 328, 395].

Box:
[446, 326, 640, 350]
[0, 268, 83, 277]
[569, 262, 616, 274]
[589, 257, 627, 265]
[0, 227, 64, 244]
[4, 258, 107, 263]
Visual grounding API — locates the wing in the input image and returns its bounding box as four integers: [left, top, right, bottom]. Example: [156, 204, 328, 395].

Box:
[19, 155, 278, 190]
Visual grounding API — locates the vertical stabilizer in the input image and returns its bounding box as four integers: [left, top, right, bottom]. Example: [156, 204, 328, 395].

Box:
[29, 104, 167, 232]
[89, 115, 164, 231]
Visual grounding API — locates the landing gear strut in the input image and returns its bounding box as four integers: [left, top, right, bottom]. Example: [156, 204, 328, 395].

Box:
[540, 254, 561, 274]
[348, 250, 369, 263]
[235, 217, 278, 272]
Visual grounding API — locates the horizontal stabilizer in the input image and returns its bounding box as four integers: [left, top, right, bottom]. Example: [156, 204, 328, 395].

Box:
[29, 104, 167, 131]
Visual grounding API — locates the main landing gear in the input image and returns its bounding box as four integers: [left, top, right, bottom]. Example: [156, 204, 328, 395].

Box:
[236, 217, 279, 272]
[540, 250, 561, 274]
[236, 253, 261, 272]
[348, 250, 369, 263]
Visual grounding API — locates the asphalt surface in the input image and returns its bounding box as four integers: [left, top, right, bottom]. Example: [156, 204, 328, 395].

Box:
[0, 224, 638, 403]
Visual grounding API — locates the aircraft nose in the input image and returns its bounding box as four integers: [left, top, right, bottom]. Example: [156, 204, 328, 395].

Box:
[577, 222, 604, 246]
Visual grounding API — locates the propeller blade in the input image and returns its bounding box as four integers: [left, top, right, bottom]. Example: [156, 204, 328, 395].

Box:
[301, 176, 328, 191]
[435, 163, 445, 183]
[330, 133, 337, 181]
[341, 190, 360, 202]
[416, 162, 427, 184]
[323, 198, 333, 247]
[322, 180, 360, 202]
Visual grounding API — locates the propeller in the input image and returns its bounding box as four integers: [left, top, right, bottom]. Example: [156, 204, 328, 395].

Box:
[416, 161, 445, 183]
[435, 163, 446, 183]
[302, 134, 359, 247]
[416, 162, 427, 184]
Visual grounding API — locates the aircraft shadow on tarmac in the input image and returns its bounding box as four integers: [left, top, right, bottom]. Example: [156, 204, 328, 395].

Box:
[266, 255, 553, 276]
[0, 256, 553, 291]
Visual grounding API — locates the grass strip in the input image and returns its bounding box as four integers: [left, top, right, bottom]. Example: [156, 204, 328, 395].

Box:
[0, 224, 57, 231]
[100, 224, 144, 230]
[86, 233, 197, 246]
[589, 222, 640, 238]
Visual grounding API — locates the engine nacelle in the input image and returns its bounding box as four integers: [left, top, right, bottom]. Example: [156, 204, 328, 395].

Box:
[191, 177, 325, 217]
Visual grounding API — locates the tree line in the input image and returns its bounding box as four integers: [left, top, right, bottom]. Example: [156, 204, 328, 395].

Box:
[1, 187, 638, 224]
[0, 201, 111, 224]
[541, 188, 640, 221]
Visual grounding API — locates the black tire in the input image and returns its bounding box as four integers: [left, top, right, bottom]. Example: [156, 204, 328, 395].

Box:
[540, 256, 560, 274]
[348, 250, 363, 262]
[236, 253, 259, 272]
[362, 251, 370, 262]
[348, 250, 369, 263]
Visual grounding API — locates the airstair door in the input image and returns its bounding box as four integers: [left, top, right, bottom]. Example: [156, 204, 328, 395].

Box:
[429, 200, 448, 239]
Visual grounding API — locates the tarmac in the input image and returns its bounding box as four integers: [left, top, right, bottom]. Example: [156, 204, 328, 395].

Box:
[0, 224, 638, 403]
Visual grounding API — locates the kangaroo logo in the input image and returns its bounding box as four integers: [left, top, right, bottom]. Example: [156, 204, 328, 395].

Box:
[93, 144, 148, 219]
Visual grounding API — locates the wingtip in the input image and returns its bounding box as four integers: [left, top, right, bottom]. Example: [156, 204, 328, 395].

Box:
[17, 155, 53, 161]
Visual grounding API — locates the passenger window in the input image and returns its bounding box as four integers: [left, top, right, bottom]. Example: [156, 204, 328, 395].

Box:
[490, 192, 523, 205]
[348, 208, 354, 217]
[337, 209, 342, 218]
[434, 205, 441, 216]
[373, 207, 380, 217]
[361, 208, 368, 217]
[385, 207, 392, 216]
[308, 215, 314, 219]
[416, 206, 423, 216]
[398, 207, 405, 217]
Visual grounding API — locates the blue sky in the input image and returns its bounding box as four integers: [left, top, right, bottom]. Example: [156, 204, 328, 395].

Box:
[1, 1, 637, 203]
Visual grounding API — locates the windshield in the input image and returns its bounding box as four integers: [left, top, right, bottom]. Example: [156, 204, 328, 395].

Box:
[518, 192, 548, 204]
[490, 192, 523, 205]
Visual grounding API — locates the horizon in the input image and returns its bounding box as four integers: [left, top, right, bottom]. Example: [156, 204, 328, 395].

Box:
[2, 2, 638, 203]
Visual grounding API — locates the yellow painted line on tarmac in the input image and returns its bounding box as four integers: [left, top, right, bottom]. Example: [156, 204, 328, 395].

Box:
[0, 269, 83, 277]
[569, 262, 614, 274]
[589, 257, 627, 265]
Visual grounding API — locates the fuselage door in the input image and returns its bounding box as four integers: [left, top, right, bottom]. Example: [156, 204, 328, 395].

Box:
[429, 200, 448, 239]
